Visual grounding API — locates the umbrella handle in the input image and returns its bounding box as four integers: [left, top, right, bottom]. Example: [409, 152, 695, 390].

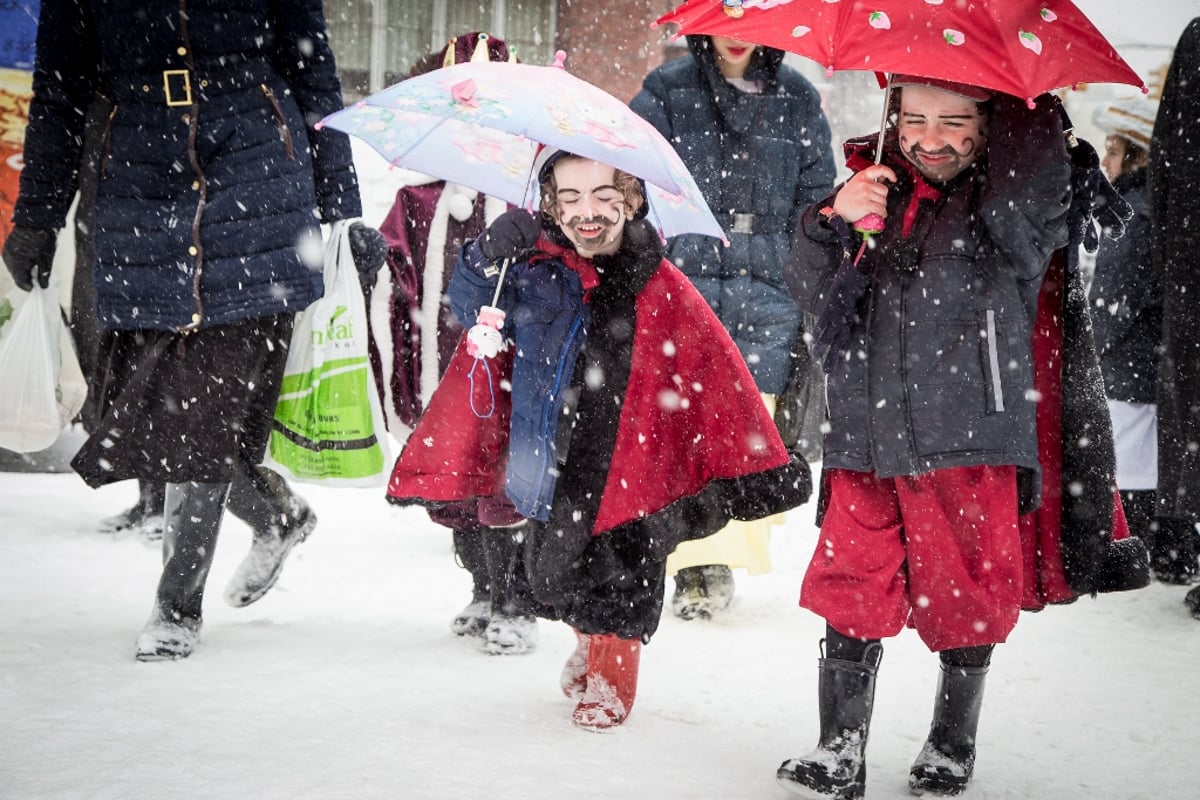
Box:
[873, 79, 893, 166]
[489, 257, 511, 308]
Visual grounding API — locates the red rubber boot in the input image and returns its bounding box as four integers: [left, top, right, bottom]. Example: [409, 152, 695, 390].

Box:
[572, 633, 641, 731]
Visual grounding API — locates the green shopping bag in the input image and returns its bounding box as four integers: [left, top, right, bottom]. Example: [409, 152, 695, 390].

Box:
[268, 220, 390, 486]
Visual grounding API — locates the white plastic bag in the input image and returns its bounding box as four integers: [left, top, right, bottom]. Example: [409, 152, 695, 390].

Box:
[266, 220, 391, 486]
[0, 285, 87, 452]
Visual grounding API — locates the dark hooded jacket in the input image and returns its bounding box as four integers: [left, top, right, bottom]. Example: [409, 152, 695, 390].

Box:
[1152, 17, 1200, 519]
[1088, 168, 1158, 403]
[785, 94, 1071, 508]
[630, 37, 835, 394]
[14, 0, 361, 332]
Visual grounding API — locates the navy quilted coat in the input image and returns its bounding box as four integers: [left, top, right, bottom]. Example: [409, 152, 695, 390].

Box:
[630, 37, 835, 393]
[14, 0, 361, 332]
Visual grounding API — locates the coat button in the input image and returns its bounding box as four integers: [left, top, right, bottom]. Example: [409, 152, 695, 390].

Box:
[177, 47, 187, 56]
[188, 245, 198, 256]
[181, 113, 190, 124]
[192, 180, 200, 190]
[192, 313, 201, 323]
[142, 85, 150, 93]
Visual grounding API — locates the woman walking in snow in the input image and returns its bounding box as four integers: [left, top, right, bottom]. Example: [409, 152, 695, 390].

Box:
[3, 0, 386, 660]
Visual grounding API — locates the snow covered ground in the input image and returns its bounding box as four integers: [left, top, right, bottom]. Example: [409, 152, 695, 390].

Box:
[2, 465, 1199, 800]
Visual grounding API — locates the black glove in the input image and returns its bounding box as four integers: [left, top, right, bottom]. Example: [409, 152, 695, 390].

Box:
[479, 209, 540, 261]
[3, 226, 57, 291]
[347, 222, 387, 293]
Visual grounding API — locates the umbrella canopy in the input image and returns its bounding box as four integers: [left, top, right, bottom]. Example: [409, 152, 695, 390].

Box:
[653, 0, 1145, 105]
[319, 52, 726, 242]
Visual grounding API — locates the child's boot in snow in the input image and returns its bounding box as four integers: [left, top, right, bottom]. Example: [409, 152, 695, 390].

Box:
[572, 633, 641, 731]
[481, 526, 538, 654]
[909, 661, 989, 796]
[135, 481, 229, 661]
[450, 528, 492, 637]
[777, 640, 883, 799]
[223, 465, 316, 608]
[560, 628, 590, 700]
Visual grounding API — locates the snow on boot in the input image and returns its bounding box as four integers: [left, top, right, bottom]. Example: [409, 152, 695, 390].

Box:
[700, 564, 735, 612]
[909, 663, 988, 796]
[482, 612, 538, 655]
[451, 598, 491, 638]
[777, 643, 883, 800]
[99, 479, 166, 536]
[1186, 585, 1200, 618]
[561, 628, 591, 700]
[135, 609, 201, 662]
[136, 481, 226, 661]
[671, 566, 718, 620]
[572, 633, 641, 732]
[223, 495, 315, 608]
[223, 467, 316, 608]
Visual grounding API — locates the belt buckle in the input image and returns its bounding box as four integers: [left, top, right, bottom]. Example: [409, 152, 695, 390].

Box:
[732, 212, 755, 235]
[162, 69, 192, 107]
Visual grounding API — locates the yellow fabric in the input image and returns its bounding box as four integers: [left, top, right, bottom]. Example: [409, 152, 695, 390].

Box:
[666, 393, 783, 576]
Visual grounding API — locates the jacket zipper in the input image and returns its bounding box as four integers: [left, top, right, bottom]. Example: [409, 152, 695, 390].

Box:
[98, 102, 118, 180]
[530, 312, 585, 517]
[260, 84, 295, 160]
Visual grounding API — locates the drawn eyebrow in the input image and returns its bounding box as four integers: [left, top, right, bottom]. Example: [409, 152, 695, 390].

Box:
[557, 185, 621, 195]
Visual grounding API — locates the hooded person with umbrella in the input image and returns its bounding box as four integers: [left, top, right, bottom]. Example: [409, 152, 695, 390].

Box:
[778, 77, 1075, 798]
[387, 147, 810, 730]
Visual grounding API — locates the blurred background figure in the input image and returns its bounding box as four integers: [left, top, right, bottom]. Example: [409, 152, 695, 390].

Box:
[1150, 17, 1200, 615]
[1088, 94, 1198, 585]
[369, 32, 538, 654]
[630, 34, 834, 621]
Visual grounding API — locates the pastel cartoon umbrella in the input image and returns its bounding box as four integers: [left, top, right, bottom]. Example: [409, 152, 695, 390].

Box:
[318, 51, 726, 243]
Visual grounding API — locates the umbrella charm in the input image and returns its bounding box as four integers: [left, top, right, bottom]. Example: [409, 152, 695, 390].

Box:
[451, 78, 479, 108]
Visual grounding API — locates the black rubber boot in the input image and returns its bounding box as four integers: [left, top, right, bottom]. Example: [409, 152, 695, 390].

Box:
[450, 527, 492, 637]
[909, 656, 990, 796]
[222, 464, 316, 608]
[777, 640, 883, 799]
[135, 481, 230, 661]
[480, 527, 538, 654]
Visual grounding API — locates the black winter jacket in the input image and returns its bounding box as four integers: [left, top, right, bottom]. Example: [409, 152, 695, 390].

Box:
[630, 37, 835, 393]
[1088, 169, 1159, 403]
[1152, 17, 1200, 518]
[14, 0, 361, 332]
[785, 95, 1071, 503]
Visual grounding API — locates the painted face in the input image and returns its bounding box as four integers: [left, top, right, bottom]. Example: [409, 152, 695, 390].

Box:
[550, 157, 627, 258]
[897, 85, 988, 184]
[711, 36, 757, 78]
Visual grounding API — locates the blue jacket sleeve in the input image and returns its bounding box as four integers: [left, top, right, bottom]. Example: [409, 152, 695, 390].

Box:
[13, 0, 99, 229]
[270, 0, 361, 222]
[448, 238, 515, 329]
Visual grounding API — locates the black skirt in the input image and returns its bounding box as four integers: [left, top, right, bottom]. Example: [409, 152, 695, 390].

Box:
[72, 315, 293, 487]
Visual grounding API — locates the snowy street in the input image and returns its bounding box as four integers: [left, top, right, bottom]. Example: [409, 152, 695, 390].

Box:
[2, 470, 1198, 799]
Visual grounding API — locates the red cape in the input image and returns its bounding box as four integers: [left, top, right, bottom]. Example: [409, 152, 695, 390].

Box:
[387, 256, 792, 535]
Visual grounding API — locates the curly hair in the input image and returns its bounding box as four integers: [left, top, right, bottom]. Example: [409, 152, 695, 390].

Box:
[538, 155, 646, 221]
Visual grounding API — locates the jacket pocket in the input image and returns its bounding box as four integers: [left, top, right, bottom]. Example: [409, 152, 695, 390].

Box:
[259, 84, 295, 160]
[978, 308, 1005, 414]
